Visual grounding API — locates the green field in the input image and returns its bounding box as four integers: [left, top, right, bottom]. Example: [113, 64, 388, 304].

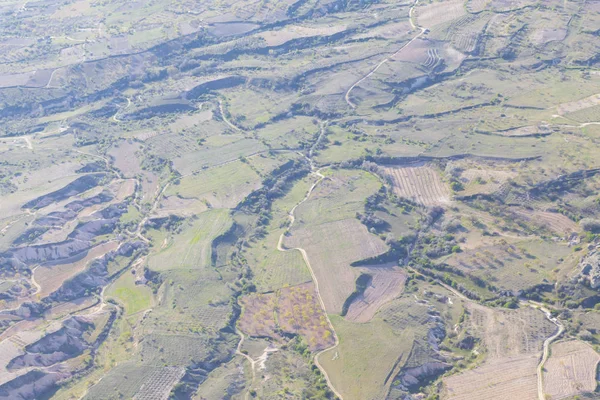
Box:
[106, 272, 153, 315]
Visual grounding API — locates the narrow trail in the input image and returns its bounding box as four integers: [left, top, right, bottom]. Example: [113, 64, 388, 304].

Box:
[45, 69, 59, 89]
[30, 267, 41, 295]
[219, 100, 243, 132]
[271, 123, 343, 399]
[528, 302, 564, 400]
[275, 170, 343, 400]
[112, 97, 131, 122]
[344, 0, 425, 108]
[410, 263, 565, 400]
[234, 328, 277, 400]
[23, 136, 32, 150]
[234, 121, 342, 398]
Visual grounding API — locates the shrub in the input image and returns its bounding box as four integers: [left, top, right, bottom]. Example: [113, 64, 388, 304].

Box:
[580, 218, 600, 233]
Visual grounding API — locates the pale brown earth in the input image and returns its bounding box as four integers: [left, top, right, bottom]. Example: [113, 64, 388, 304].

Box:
[258, 24, 347, 46]
[415, 0, 466, 28]
[383, 164, 451, 206]
[284, 218, 388, 314]
[542, 340, 600, 400]
[460, 168, 516, 196]
[557, 93, 600, 115]
[33, 241, 119, 298]
[510, 208, 579, 236]
[442, 304, 556, 400]
[345, 264, 407, 323]
[443, 355, 539, 400]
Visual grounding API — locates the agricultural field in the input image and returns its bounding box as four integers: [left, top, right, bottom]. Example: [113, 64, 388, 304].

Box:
[239, 282, 335, 351]
[543, 340, 600, 400]
[1, 0, 600, 398]
[382, 163, 451, 206]
[441, 304, 558, 400]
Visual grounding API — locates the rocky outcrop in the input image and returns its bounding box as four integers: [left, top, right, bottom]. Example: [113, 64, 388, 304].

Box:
[398, 362, 452, 392]
[8, 317, 94, 370]
[32, 191, 113, 228]
[0, 202, 126, 273]
[46, 241, 145, 303]
[579, 251, 600, 289]
[21, 174, 106, 210]
[0, 370, 65, 400]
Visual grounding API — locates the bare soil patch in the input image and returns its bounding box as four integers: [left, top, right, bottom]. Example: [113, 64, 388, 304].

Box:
[284, 218, 388, 314]
[415, 0, 466, 28]
[345, 264, 407, 323]
[109, 141, 143, 177]
[543, 340, 600, 400]
[558, 93, 600, 115]
[258, 24, 347, 46]
[459, 168, 516, 196]
[443, 355, 538, 400]
[34, 241, 119, 298]
[442, 304, 556, 399]
[510, 208, 579, 236]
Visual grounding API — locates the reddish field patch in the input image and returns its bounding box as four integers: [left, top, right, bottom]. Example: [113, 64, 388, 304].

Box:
[239, 282, 335, 351]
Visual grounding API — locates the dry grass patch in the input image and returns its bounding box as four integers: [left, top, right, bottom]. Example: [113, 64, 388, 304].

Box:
[467, 304, 556, 358]
[109, 141, 143, 177]
[510, 208, 579, 236]
[284, 218, 388, 314]
[415, 0, 466, 28]
[258, 24, 347, 46]
[345, 264, 407, 323]
[442, 304, 556, 400]
[382, 163, 451, 206]
[494, 125, 552, 136]
[444, 240, 571, 291]
[443, 355, 538, 400]
[319, 316, 414, 400]
[557, 93, 600, 115]
[459, 168, 516, 196]
[543, 340, 600, 400]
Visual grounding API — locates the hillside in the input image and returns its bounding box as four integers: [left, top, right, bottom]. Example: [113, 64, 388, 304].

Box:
[1, 0, 600, 399]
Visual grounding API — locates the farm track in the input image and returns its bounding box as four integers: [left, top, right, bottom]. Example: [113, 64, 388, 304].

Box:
[112, 97, 131, 122]
[410, 264, 566, 400]
[234, 328, 257, 400]
[219, 100, 243, 132]
[275, 169, 344, 400]
[267, 122, 343, 399]
[344, 0, 426, 108]
[529, 302, 564, 400]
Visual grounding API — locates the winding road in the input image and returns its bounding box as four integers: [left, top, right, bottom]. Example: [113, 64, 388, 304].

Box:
[219, 100, 243, 132]
[529, 302, 564, 400]
[344, 0, 426, 108]
[271, 122, 343, 399]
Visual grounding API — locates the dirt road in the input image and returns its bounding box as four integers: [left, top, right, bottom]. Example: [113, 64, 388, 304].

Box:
[344, 0, 425, 108]
[529, 302, 564, 400]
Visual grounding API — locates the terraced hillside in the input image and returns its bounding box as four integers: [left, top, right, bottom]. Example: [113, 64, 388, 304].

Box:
[0, 0, 600, 399]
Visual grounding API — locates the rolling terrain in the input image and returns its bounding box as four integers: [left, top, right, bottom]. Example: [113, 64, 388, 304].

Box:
[0, 0, 600, 399]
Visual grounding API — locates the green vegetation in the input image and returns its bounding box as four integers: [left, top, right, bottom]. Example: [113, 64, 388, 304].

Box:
[2, 0, 600, 399]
